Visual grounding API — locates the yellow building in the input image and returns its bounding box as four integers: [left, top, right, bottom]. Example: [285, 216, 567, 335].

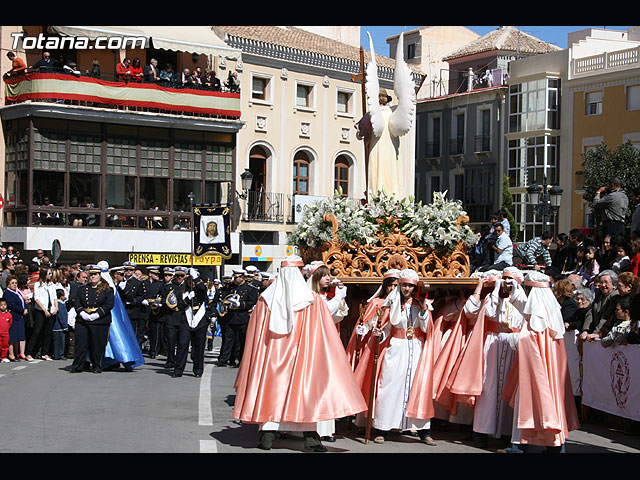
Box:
[567, 28, 640, 229]
[506, 27, 640, 239]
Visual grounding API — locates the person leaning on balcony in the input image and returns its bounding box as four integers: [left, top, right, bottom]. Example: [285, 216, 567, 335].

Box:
[143, 58, 160, 83]
[116, 57, 132, 82]
[86, 59, 100, 79]
[130, 58, 143, 82]
[5, 51, 27, 78]
[31, 52, 54, 73]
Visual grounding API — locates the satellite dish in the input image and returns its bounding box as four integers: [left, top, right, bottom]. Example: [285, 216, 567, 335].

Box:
[51, 239, 61, 264]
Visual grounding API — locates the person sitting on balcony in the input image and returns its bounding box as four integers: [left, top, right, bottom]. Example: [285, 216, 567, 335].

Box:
[190, 69, 203, 88]
[210, 71, 221, 91]
[159, 63, 175, 86]
[62, 61, 81, 77]
[143, 58, 160, 83]
[178, 68, 192, 88]
[86, 59, 101, 79]
[31, 52, 54, 73]
[116, 57, 133, 82]
[5, 52, 27, 78]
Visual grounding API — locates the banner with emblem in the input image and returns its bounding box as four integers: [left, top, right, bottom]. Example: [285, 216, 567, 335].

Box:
[192, 204, 232, 258]
[582, 341, 640, 421]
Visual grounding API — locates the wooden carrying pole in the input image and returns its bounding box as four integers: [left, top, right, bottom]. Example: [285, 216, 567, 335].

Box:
[364, 307, 384, 444]
[353, 303, 366, 371]
[351, 46, 370, 201]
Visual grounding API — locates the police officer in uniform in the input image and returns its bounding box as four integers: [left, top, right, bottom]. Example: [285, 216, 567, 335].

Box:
[159, 267, 188, 372]
[215, 269, 258, 367]
[69, 265, 115, 374]
[137, 266, 163, 358]
[214, 275, 236, 366]
[173, 267, 209, 378]
[120, 261, 145, 348]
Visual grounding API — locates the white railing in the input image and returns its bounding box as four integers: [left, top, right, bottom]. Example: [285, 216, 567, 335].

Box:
[573, 46, 640, 76]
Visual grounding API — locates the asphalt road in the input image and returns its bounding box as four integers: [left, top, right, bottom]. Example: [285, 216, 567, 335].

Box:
[1, 337, 639, 454]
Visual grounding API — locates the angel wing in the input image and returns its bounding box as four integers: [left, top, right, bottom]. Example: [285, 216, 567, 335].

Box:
[365, 31, 384, 137]
[388, 32, 416, 138]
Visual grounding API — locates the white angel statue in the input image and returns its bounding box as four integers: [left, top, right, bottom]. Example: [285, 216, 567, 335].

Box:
[355, 31, 416, 198]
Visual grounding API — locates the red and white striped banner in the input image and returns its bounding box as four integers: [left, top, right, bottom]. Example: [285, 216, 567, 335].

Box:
[4, 73, 241, 118]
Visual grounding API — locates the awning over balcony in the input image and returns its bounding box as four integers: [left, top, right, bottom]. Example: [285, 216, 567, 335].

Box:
[47, 25, 241, 59]
[4, 73, 241, 118]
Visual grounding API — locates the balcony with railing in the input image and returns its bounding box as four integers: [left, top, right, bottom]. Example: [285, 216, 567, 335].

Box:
[449, 137, 465, 156]
[425, 142, 441, 158]
[242, 190, 285, 223]
[3, 71, 241, 120]
[474, 134, 491, 153]
[572, 46, 640, 79]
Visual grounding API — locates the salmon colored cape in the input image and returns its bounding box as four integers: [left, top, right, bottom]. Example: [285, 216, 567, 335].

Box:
[345, 298, 385, 370]
[233, 293, 368, 425]
[439, 295, 492, 411]
[501, 321, 580, 446]
[353, 298, 436, 420]
[428, 299, 474, 414]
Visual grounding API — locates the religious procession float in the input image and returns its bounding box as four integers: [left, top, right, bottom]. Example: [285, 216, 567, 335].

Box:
[288, 188, 477, 285]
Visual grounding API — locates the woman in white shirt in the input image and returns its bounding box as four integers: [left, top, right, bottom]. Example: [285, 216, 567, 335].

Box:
[25, 267, 58, 361]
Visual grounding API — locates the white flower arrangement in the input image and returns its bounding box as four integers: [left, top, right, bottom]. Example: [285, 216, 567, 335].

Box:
[288, 188, 475, 254]
[287, 188, 378, 249]
[403, 191, 476, 254]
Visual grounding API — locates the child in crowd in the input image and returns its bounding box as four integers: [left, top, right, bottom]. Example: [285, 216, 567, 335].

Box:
[601, 297, 633, 348]
[579, 245, 600, 288]
[612, 242, 631, 274]
[52, 289, 69, 360]
[0, 299, 13, 363]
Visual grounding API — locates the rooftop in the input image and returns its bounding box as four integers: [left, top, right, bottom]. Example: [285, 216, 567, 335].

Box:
[217, 26, 422, 73]
[443, 26, 562, 61]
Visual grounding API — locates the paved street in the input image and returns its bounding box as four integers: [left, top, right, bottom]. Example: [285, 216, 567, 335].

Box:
[1, 336, 640, 454]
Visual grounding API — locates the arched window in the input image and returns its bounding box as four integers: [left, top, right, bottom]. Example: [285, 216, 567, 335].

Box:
[334, 156, 349, 196]
[248, 146, 267, 192]
[293, 151, 310, 195]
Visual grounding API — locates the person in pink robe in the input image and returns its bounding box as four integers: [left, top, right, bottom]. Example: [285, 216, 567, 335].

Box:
[500, 271, 580, 453]
[345, 270, 399, 370]
[232, 256, 367, 452]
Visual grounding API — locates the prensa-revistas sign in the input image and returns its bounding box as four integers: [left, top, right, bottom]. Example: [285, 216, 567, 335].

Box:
[11, 32, 146, 51]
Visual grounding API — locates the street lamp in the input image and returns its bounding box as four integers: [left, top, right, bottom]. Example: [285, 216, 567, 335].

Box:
[527, 178, 563, 234]
[237, 169, 254, 199]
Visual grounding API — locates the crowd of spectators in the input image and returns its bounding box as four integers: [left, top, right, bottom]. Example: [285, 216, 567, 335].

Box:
[467, 183, 640, 351]
[5, 51, 238, 93]
[0, 245, 88, 363]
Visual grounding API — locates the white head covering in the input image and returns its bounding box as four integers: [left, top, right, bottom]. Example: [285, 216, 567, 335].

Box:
[97, 260, 116, 291]
[261, 255, 315, 335]
[366, 269, 400, 302]
[523, 271, 565, 339]
[384, 268, 423, 326]
[502, 266, 524, 285]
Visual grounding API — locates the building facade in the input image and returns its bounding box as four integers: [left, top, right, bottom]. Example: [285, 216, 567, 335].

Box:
[218, 26, 423, 272]
[0, 25, 243, 269]
[507, 27, 640, 239]
[415, 26, 559, 234]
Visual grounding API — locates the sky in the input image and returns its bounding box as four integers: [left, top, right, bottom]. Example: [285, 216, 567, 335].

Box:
[361, 26, 636, 56]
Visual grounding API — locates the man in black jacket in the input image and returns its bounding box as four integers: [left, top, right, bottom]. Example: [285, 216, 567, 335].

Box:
[214, 275, 237, 366]
[159, 267, 188, 372]
[119, 261, 145, 348]
[215, 269, 257, 367]
[137, 266, 163, 358]
[174, 267, 209, 378]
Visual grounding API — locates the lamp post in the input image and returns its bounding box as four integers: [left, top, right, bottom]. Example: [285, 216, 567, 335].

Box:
[526, 177, 563, 236]
[237, 169, 254, 200]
